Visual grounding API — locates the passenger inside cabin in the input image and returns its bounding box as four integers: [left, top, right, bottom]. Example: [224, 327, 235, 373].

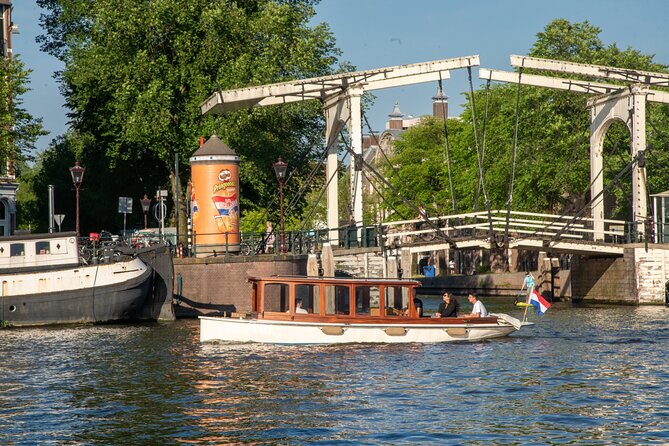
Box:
[436, 292, 459, 318]
[294, 298, 308, 314]
[464, 294, 488, 318]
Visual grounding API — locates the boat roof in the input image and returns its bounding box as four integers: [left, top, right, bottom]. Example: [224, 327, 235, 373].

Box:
[0, 231, 78, 242]
[248, 275, 421, 287]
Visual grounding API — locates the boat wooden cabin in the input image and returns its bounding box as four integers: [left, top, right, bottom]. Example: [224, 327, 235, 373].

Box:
[252, 275, 424, 320]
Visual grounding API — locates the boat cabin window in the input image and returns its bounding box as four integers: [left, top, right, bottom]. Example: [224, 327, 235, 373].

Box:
[36, 241, 51, 255]
[324, 285, 350, 315]
[355, 286, 380, 316]
[386, 286, 409, 315]
[264, 283, 288, 312]
[10, 243, 25, 257]
[295, 284, 317, 314]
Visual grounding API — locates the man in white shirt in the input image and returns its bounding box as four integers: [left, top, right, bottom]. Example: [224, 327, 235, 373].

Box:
[464, 294, 488, 318]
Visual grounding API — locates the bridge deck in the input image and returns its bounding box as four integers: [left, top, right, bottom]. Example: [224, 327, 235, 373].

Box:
[380, 210, 635, 256]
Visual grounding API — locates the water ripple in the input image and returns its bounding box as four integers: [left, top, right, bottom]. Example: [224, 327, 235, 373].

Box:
[1, 306, 669, 444]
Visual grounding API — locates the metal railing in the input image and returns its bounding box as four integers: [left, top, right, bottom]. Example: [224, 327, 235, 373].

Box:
[79, 211, 665, 260]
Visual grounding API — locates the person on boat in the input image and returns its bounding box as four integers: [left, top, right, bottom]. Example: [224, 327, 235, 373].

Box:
[294, 298, 308, 314]
[436, 292, 459, 317]
[413, 297, 424, 317]
[285, 298, 308, 314]
[464, 294, 488, 318]
[521, 271, 535, 300]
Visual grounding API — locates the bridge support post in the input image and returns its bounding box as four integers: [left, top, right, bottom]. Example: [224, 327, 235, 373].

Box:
[348, 86, 364, 230]
[324, 97, 349, 245]
[588, 87, 649, 242]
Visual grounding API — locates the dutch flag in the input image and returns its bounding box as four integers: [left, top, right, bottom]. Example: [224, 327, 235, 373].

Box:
[528, 289, 552, 316]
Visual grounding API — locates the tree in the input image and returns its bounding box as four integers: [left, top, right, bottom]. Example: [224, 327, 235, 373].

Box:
[0, 56, 46, 166]
[379, 116, 475, 219]
[35, 0, 343, 235]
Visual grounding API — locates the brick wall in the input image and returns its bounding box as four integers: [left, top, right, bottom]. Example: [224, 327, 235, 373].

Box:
[571, 245, 669, 304]
[173, 255, 307, 317]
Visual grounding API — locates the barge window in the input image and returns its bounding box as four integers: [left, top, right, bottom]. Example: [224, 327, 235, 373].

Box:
[36, 241, 50, 255]
[295, 284, 317, 314]
[10, 243, 25, 257]
[324, 285, 350, 315]
[355, 286, 380, 316]
[264, 283, 289, 312]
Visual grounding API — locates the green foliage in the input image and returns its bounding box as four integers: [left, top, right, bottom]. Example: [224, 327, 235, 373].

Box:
[32, 0, 343, 233]
[381, 116, 475, 219]
[0, 57, 47, 164]
[15, 159, 41, 230]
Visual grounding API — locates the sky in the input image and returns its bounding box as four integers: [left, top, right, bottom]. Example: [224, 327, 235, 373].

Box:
[12, 0, 669, 153]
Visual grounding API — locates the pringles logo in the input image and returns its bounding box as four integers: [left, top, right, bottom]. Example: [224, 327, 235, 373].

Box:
[213, 169, 235, 193]
[218, 169, 232, 182]
[213, 181, 235, 193]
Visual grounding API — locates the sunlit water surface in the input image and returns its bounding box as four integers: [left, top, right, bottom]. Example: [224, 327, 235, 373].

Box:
[1, 299, 669, 445]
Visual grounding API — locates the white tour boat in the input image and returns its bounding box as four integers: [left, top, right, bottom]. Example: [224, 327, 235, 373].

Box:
[200, 275, 530, 344]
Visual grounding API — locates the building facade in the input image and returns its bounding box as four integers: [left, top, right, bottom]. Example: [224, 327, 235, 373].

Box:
[0, 0, 17, 236]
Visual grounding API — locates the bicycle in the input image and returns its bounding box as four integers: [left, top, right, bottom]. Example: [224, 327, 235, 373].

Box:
[239, 236, 269, 256]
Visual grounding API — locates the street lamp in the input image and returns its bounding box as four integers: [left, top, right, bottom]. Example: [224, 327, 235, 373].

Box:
[140, 194, 152, 229]
[273, 157, 288, 253]
[69, 161, 85, 236]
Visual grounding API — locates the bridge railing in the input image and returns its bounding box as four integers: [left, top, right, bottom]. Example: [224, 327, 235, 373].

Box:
[140, 211, 661, 258]
[378, 210, 645, 247]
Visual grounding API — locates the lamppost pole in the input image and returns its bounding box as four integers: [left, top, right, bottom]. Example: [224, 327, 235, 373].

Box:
[69, 161, 85, 236]
[140, 194, 151, 229]
[273, 157, 288, 254]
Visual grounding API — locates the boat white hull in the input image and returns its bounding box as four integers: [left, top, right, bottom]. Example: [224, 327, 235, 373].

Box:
[199, 315, 527, 344]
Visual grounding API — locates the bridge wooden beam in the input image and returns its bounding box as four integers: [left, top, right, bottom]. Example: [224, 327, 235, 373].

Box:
[479, 68, 669, 104]
[201, 55, 479, 115]
[510, 55, 669, 87]
[510, 239, 624, 256]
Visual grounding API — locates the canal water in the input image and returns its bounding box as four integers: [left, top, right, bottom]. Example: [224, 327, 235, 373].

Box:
[1, 299, 668, 445]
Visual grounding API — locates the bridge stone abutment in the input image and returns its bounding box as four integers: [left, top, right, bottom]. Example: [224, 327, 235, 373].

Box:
[571, 245, 669, 304]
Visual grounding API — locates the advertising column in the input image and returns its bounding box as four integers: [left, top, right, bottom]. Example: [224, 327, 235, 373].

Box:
[189, 134, 240, 256]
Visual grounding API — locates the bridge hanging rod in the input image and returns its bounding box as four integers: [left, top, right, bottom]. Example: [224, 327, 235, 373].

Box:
[510, 55, 669, 87]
